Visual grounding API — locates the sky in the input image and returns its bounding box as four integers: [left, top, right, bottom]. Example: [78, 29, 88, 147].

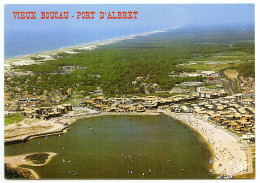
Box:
[5, 4, 255, 31]
[3, 4, 255, 59]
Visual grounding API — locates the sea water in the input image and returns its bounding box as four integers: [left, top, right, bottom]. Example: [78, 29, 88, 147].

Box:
[4, 26, 160, 59]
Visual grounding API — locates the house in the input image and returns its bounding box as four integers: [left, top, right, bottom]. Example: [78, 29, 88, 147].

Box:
[200, 71, 218, 77]
[66, 88, 72, 95]
[136, 105, 145, 112]
[63, 104, 72, 111]
[129, 107, 136, 112]
[240, 99, 254, 105]
[135, 76, 144, 81]
[181, 81, 203, 87]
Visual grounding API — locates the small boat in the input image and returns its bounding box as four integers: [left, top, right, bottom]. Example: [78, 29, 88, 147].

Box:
[90, 128, 94, 131]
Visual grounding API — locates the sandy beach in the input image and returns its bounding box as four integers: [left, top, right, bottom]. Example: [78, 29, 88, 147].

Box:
[4, 26, 180, 72]
[5, 110, 252, 178]
[5, 152, 57, 179]
[163, 111, 253, 177]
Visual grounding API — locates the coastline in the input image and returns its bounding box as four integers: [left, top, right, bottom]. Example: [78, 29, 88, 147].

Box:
[163, 111, 253, 177]
[4, 26, 180, 71]
[4, 111, 253, 178]
[5, 152, 57, 179]
[4, 112, 160, 144]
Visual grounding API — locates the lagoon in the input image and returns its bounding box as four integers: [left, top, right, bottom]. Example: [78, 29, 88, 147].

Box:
[5, 115, 215, 179]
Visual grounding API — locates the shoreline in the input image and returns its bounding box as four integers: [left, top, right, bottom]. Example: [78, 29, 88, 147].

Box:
[163, 111, 253, 177]
[4, 26, 180, 70]
[4, 112, 160, 144]
[5, 152, 57, 179]
[4, 111, 253, 178]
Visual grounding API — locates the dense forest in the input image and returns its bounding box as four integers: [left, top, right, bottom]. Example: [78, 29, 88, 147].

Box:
[10, 25, 255, 96]
[236, 61, 255, 77]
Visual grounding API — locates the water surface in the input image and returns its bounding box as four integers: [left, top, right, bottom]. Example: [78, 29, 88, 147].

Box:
[5, 115, 215, 179]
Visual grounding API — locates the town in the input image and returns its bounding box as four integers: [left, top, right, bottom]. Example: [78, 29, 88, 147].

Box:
[4, 68, 255, 138]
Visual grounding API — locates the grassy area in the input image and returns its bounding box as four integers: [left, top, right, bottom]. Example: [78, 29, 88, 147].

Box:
[25, 153, 49, 164]
[30, 56, 45, 61]
[4, 113, 24, 125]
[231, 79, 241, 93]
[205, 84, 217, 89]
[214, 51, 250, 56]
[184, 63, 231, 71]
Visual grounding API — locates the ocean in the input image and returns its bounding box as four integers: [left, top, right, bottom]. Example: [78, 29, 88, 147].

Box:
[4, 26, 164, 59]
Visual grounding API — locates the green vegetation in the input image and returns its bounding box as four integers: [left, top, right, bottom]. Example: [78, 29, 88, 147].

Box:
[205, 85, 217, 89]
[30, 56, 45, 61]
[72, 48, 87, 52]
[4, 113, 24, 125]
[184, 63, 231, 71]
[5, 164, 28, 179]
[230, 79, 241, 93]
[25, 153, 49, 164]
[236, 61, 255, 77]
[8, 26, 254, 97]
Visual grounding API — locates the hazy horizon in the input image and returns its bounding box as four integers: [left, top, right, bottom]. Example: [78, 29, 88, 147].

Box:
[5, 4, 255, 58]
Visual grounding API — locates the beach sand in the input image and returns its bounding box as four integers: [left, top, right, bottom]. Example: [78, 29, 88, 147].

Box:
[5, 152, 57, 179]
[4, 26, 180, 72]
[5, 110, 252, 178]
[4, 112, 160, 143]
[164, 111, 253, 177]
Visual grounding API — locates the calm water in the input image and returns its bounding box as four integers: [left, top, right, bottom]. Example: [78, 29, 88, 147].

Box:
[5, 115, 215, 179]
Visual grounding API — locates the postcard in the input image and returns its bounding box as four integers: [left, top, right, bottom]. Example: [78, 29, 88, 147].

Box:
[3, 3, 255, 180]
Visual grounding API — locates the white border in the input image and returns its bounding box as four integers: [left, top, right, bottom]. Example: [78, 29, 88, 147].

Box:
[0, 1, 258, 183]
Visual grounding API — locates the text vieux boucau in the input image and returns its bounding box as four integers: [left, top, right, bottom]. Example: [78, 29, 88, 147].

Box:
[13, 11, 138, 19]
